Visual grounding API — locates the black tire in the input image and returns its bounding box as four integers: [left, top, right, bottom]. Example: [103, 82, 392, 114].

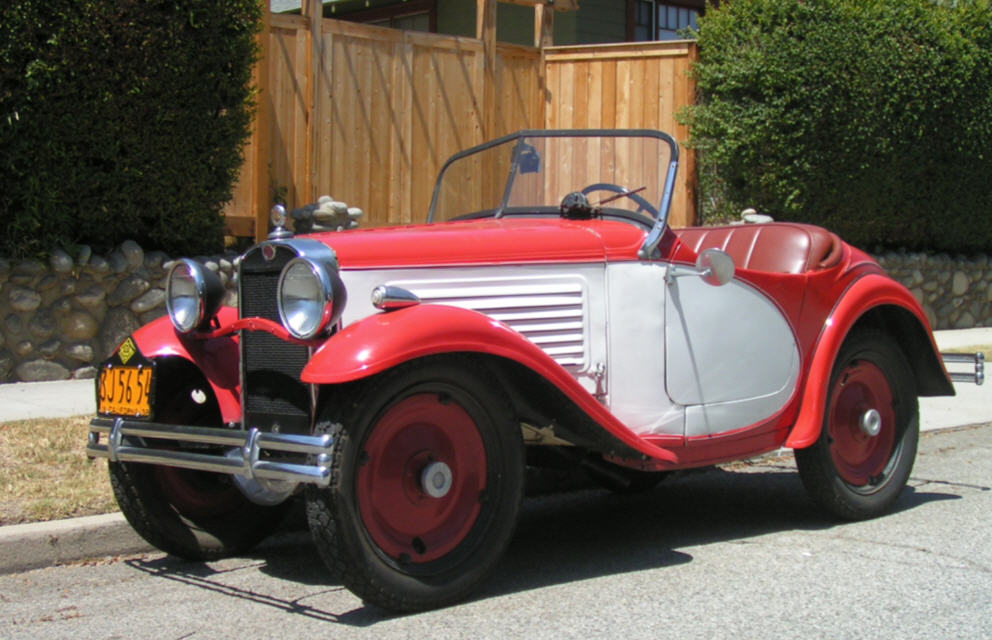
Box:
[305, 357, 524, 612]
[795, 328, 919, 520]
[109, 387, 288, 561]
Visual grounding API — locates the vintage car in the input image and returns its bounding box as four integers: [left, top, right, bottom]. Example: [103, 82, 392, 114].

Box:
[88, 129, 976, 612]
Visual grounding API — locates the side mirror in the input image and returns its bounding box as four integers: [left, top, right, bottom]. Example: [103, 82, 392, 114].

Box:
[696, 248, 735, 287]
[518, 142, 541, 174]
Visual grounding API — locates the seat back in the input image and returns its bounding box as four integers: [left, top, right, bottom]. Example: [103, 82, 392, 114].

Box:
[673, 223, 842, 274]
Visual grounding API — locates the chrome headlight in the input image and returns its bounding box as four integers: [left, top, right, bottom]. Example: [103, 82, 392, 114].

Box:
[277, 257, 345, 339]
[166, 259, 225, 333]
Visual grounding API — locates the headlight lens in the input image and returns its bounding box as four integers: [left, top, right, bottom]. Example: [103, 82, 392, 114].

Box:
[278, 258, 335, 339]
[166, 260, 203, 333]
[166, 258, 225, 334]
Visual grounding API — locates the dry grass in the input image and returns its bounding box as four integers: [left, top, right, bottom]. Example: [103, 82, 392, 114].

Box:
[0, 415, 116, 525]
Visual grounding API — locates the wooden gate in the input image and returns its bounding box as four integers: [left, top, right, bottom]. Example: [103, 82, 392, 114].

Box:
[222, 12, 697, 237]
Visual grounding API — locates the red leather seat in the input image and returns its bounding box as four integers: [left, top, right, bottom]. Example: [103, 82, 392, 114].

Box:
[674, 223, 842, 275]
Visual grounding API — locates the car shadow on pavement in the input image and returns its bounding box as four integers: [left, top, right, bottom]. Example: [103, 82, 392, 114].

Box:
[478, 464, 962, 602]
[123, 464, 963, 626]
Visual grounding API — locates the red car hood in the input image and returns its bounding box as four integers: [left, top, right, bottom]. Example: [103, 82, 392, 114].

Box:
[311, 218, 649, 269]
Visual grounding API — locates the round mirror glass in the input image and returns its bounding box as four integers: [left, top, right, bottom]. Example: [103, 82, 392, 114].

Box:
[696, 248, 735, 287]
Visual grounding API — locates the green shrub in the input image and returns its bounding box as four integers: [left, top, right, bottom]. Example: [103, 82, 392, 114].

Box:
[0, 0, 261, 259]
[682, 0, 992, 253]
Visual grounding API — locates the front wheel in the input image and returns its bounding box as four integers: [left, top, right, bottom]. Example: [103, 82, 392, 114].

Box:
[795, 329, 919, 520]
[109, 386, 288, 560]
[305, 357, 524, 612]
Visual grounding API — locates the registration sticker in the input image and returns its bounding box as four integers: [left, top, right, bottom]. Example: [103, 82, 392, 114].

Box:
[98, 338, 155, 418]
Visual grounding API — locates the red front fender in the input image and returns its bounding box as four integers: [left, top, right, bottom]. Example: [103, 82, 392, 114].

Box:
[786, 274, 945, 449]
[130, 308, 243, 424]
[302, 304, 678, 463]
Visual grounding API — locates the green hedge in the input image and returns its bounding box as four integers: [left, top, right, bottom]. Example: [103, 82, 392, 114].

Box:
[0, 0, 261, 259]
[682, 0, 992, 253]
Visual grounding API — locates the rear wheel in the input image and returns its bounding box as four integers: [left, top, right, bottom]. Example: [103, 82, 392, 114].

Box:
[109, 385, 288, 560]
[795, 329, 918, 520]
[306, 357, 524, 612]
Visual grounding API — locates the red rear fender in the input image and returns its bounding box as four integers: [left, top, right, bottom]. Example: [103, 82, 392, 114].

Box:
[786, 274, 947, 449]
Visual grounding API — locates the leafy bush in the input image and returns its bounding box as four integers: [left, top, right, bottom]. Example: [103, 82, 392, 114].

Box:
[683, 0, 992, 253]
[0, 0, 261, 259]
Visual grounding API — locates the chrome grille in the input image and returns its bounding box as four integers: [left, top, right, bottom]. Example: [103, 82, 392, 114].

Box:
[239, 246, 311, 434]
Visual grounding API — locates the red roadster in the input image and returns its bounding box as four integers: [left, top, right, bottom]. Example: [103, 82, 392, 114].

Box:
[89, 129, 973, 612]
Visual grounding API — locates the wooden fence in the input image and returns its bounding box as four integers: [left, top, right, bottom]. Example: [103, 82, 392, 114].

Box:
[222, 16, 697, 238]
[544, 42, 697, 229]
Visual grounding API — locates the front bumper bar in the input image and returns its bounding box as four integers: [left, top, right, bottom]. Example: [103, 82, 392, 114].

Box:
[941, 352, 985, 385]
[87, 417, 334, 487]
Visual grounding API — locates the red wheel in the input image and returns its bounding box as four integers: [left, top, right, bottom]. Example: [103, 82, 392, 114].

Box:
[826, 360, 897, 488]
[796, 329, 919, 520]
[306, 357, 524, 612]
[357, 393, 487, 563]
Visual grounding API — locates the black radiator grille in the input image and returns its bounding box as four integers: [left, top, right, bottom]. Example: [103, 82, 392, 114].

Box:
[239, 248, 311, 434]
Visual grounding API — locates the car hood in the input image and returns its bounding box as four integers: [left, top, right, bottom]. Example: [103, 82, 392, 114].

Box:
[309, 218, 649, 269]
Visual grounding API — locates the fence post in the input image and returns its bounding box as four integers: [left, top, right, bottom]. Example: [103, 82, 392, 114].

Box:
[535, 2, 553, 129]
[304, 0, 324, 204]
[684, 42, 699, 227]
[252, 1, 272, 241]
[476, 0, 497, 140]
[534, 1, 553, 48]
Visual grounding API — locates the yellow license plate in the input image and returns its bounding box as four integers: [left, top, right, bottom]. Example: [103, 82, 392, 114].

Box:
[98, 365, 153, 418]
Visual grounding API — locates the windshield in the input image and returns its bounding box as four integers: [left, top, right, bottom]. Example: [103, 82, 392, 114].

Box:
[428, 130, 678, 226]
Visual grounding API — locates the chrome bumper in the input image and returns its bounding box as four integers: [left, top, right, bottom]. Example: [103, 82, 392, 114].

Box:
[941, 352, 985, 385]
[87, 417, 334, 487]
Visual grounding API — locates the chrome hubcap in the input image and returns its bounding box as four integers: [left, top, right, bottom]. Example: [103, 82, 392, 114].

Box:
[421, 461, 453, 498]
[860, 408, 882, 437]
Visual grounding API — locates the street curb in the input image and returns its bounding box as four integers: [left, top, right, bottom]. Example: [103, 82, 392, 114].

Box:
[0, 512, 152, 574]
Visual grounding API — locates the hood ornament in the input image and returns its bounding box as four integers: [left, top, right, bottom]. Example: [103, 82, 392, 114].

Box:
[268, 203, 293, 240]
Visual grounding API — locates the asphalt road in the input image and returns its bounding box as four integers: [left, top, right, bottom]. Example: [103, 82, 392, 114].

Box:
[2, 424, 990, 640]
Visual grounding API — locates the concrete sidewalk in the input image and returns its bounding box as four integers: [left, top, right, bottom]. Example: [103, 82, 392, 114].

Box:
[0, 377, 96, 422]
[1, 328, 990, 575]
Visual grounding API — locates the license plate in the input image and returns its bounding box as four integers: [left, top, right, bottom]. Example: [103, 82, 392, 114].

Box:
[98, 365, 153, 418]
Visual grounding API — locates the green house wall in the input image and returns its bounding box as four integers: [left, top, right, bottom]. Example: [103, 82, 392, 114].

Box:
[436, 0, 626, 46]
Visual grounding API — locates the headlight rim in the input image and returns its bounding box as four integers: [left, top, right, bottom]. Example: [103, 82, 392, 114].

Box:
[277, 257, 336, 340]
[166, 258, 208, 334]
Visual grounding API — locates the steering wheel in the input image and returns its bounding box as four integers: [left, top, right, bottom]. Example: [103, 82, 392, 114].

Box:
[580, 183, 658, 218]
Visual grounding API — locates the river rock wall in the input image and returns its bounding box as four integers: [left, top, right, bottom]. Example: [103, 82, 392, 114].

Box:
[876, 251, 992, 331]
[1, 243, 990, 383]
[0, 241, 238, 383]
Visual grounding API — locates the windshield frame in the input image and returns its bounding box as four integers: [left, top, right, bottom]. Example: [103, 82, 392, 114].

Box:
[427, 129, 680, 233]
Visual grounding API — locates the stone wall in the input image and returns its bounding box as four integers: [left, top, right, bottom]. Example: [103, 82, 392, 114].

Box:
[876, 251, 992, 331]
[0, 241, 238, 383]
[1, 243, 990, 383]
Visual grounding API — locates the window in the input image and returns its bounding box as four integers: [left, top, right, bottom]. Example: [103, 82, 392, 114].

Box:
[629, 1, 702, 42]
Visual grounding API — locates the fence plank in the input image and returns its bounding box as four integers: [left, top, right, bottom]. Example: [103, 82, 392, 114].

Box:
[544, 41, 697, 228]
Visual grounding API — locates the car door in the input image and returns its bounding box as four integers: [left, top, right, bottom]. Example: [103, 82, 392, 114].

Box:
[664, 272, 801, 437]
